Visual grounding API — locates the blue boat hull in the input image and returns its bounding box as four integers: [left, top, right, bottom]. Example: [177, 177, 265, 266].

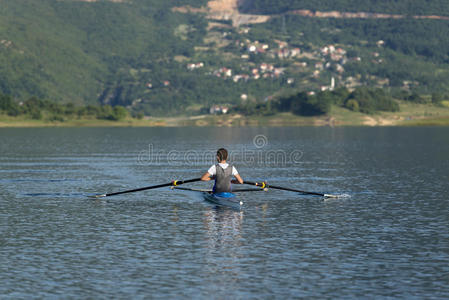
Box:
[202, 192, 242, 209]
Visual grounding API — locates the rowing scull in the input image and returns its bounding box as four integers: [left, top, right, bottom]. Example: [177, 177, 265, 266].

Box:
[172, 186, 267, 210]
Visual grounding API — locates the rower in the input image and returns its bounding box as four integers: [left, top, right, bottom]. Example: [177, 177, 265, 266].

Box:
[201, 148, 243, 193]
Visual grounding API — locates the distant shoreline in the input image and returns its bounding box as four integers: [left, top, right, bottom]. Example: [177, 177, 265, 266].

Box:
[2, 103, 449, 128]
[1, 118, 448, 127]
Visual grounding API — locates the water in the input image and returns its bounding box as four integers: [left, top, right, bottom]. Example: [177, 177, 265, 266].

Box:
[1, 127, 448, 298]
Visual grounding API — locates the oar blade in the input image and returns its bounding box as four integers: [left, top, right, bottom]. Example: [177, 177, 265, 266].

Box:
[88, 194, 107, 199]
[324, 193, 339, 198]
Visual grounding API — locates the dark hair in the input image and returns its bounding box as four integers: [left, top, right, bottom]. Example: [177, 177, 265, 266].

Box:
[217, 148, 228, 161]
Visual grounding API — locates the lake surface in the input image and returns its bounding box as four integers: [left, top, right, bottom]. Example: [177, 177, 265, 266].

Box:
[1, 127, 448, 299]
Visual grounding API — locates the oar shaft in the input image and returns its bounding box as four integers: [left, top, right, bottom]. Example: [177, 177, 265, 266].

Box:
[266, 184, 325, 196]
[101, 178, 202, 197]
[244, 181, 325, 197]
[105, 182, 172, 197]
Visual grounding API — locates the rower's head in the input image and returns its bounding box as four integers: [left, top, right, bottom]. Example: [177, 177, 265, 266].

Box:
[216, 148, 228, 163]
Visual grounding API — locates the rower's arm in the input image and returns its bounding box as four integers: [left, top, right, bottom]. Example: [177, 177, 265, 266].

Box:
[233, 173, 244, 184]
[201, 172, 212, 181]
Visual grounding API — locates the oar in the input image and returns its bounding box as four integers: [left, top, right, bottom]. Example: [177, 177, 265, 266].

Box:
[90, 178, 202, 198]
[244, 181, 338, 198]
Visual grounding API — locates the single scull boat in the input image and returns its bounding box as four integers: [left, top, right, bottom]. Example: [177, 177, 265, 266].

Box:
[172, 186, 265, 210]
[89, 178, 339, 208]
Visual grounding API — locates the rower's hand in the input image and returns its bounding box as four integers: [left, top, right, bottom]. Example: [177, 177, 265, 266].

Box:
[231, 179, 241, 184]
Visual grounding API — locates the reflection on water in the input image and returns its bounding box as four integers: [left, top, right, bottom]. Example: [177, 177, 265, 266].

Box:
[203, 207, 244, 292]
[203, 207, 244, 252]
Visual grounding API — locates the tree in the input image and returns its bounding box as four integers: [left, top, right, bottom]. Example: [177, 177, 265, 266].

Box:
[346, 99, 359, 112]
[111, 106, 128, 121]
[407, 93, 426, 104]
[431, 93, 443, 104]
[0, 94, 20, 116]
[346, 87, 399, 113]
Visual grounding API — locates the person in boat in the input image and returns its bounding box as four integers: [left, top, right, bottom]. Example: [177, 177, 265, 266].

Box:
[201, 148, 243, 193]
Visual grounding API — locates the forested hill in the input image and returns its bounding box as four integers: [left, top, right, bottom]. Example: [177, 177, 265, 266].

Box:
[1, 0, 449, 116]
[0, 0, 208, 106]
[239, 0, 449, 16]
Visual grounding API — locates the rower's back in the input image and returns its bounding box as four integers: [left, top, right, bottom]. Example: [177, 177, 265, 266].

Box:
[213, 163, 233, 193]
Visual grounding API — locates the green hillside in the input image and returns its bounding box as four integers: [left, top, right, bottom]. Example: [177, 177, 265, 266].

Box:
[1, 0, 449, 117]
[239, 0, 449, 16]
[0, 0, 207, 105]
